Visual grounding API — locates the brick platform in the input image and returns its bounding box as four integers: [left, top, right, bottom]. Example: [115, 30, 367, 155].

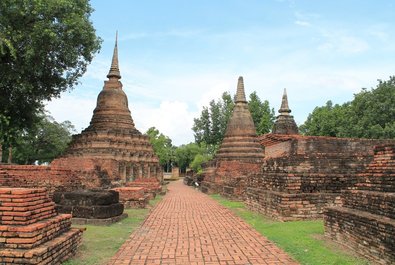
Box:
[112, 187, 148, 208]
[0, 187, 83, 264]
[324, 144, 395, 265]
[109, 180, 297, 265]
[125, 177, 163, 199]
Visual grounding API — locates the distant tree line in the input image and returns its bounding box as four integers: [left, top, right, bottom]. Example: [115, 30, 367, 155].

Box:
[300, 76, 395, 139]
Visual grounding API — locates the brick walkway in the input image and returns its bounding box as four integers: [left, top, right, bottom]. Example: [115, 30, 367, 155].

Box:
[109, 180, 298, 265]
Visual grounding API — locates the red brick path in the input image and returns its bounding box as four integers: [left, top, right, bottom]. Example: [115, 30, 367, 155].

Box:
[109, 180, 298, 265]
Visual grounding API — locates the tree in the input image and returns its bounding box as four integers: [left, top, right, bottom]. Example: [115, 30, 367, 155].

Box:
[5, 114, 75, 164]
[300, 76, 395, 139]
[145, 127, 175, 172]
[248, 91, 275, 135]
[0, 0, 101, 159]
[192, 92, 234, 146]
[174, 142, 215, 173]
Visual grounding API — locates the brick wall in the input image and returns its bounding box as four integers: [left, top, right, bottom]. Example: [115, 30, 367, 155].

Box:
[324, 144, 395, 265]
[245, 135, 394, 221]
[0, 163, 112, 197]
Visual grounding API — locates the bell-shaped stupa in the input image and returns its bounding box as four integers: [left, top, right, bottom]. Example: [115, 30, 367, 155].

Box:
[272, 88, 299, 134]
[56, 33, 161, 182]
[215, 77, 264, 161]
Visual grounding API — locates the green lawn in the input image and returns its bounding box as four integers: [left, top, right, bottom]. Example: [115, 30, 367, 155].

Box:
[63, 196, 162, 265]
[211, 194, 370, 265]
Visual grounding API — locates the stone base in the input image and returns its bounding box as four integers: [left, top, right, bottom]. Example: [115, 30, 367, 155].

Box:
[325, 206, 395, 265]
[245, 188, 341, 221]
[71, 213, 128, 225]
[0, 228, 83, 265]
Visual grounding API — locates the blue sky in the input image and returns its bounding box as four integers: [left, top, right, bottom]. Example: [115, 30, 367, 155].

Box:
[46, 0, 395, 145]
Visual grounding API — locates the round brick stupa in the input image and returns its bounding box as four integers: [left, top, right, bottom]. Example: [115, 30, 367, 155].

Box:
[215, 77, 264, 162]
[54, 34, 161, 183]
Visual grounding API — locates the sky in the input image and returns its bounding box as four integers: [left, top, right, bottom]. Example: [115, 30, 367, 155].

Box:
[45, 0, 395, 146]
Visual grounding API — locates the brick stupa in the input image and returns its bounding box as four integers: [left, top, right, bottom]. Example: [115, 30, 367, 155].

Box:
[272, 88, 298, 135]
[215, 76, 264, 161]
[201, 77, 264, 198]
[52, 34, 161, 184]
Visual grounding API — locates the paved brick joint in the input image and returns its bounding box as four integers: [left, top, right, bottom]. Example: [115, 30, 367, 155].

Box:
[109, 180, 297, 265]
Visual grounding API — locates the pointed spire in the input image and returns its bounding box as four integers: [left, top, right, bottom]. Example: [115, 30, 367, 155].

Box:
[278, 88, 291, 115]
[235, 76, 247, 103]
[107, 31, 121, 80]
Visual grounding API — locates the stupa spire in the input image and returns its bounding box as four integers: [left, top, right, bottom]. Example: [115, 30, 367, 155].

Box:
[107, 31, 121, 80]
[235, 76, 247, 103]
[272, 88, 299, 135]
[278, 88, 291, 115]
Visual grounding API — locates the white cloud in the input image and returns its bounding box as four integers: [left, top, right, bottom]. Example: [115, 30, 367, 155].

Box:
[133, 100, 196, 146]
[295, 20, 311, 27]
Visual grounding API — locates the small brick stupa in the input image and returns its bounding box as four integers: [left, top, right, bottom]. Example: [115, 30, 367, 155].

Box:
[201, 77, 264, 198]
[215, 76, 265, 161]
[52, 34, 161, 184]
[271, 88, 298, 135]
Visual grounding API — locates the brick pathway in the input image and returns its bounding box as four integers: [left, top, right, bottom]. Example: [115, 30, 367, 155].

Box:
[109, 180, 298, 265]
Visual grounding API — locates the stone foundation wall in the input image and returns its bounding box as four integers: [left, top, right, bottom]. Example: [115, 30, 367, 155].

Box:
[324, 144, 395, 265]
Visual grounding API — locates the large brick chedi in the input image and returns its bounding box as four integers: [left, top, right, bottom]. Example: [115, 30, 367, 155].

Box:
[201, 77, 264, 198]
[0, 188, 83, 264]
[52, 35, 161, 185]
[324, 144, 395, 265]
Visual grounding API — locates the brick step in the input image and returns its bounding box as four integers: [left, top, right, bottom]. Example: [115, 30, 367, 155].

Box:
[0, 228, 83, 264]
[342, 190, 395, 219]
[0, 214, 72, 249]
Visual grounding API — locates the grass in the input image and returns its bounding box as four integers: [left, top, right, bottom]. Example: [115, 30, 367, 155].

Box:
[63, 196, 162, 265]
[211, 194, 370, 265]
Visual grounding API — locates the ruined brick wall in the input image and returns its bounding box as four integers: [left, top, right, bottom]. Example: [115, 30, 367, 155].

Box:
[246, 135, 395, 221]
[0, 164, 110, 197]
[0, 165, 83, 196]
[324, 144, 395, 265]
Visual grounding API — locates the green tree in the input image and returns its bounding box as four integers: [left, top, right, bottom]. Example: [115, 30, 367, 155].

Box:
[174, 143, 201, 173]
[190, 153, 211, 174]
[192, 92, 234, 146]
[145, 127, 175, 172]
[6, 114, 75, 164]
[248, 91, 275, 135]
[0, 0, 101, 159]
[300, 76, 395, 139]
[174, 142, 215, 173]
